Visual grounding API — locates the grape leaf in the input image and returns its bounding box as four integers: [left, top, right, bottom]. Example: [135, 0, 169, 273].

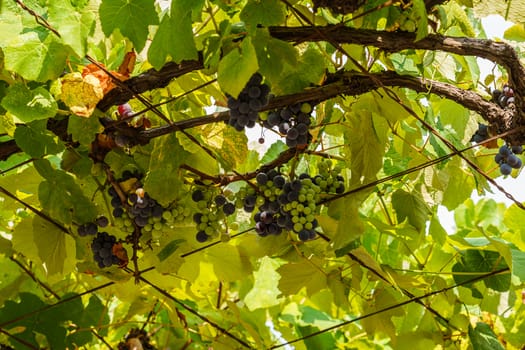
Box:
[144, 133, 188, 207]
[468, 322, 505, 350]
[392, 189, 430, 232]
[278, 259, 327, 296]
[244, 256, 282, 310]
[1, 83, 58, 123]
[3, 31, 69, 82]
[218, 37, 259, 98]
[148, 0, 203, 69]
[61, 72, 104, 117]
[14, 121, 64, 158]
[240, 0, 286, 28]
[34, 159, 97, 225]
[99, 0, 159, 52]
[48, 1, 96, 57]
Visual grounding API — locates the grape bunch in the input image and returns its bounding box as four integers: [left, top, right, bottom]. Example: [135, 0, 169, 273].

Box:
[470, 123, 490, 144]
[192, 188, 236, 242]
[227, 73, 271, 131]
[492, 85, 515, 109]
[238, 160, 345, 241]
[91, 232, 123, 268]
[263, 102, 313, 148]
[495, 144, 523, 175]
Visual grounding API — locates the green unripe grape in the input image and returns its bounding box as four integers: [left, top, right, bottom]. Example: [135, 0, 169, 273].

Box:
[293, 222, 303, 232]
[197, 201, 208, 209]
[301, 178, 313, 186]
[299, 217, 306, 224]
[198, 222, 208, 231]
[296, 204, 304, 212]
[256, 196, 266, 205]
[124, 218, 133, 227]
[205, 226, 215, 236]
[292, 216, 300, 223]
[171, 208, 179, 217]
[291, 209, 299, 216]
[200, 215, 209, 223]
[300, 103, 312, 114]
[306, 193, 314, 201]
[183, 207, 191, 217]
[264, 189, 272, 197]
[153, 216, 162, 223]
[144, 224, 153, 232]
[154, 222, 163, 230]
[306, 214, 315, 222]
[291, 201, 298, 208]
[221, 234, 230, 243]
[208, 213, 217, 222]
[229, 222, 239, 231]
[305, 222, 313, 230]
[303, 207, 312, 215]
[163, 210, 173, 221]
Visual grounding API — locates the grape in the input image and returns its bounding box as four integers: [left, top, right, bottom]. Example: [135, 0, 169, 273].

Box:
[95, 216, 109, 227]
[256, 172, 268, 185]
[196, 230, 209, 243]
[214, 194, 227, 206]
[192, 190, 205, 202]
[507, 154, 521, 168]
[512, 145, 523, 154]
[499, 146, 511, 157]
[223, 202, 236, 215]
[500, 163, 512, 175]
[258, 137, 265, 144]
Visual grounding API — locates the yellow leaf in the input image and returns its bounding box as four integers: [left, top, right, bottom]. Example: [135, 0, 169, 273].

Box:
[60, 72, 103, 117]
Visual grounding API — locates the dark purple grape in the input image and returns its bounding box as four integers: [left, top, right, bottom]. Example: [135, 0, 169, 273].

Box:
[192, 190, 205, 202]
[193, 213, 203, 224]
[214, 194, 227, 206]
[223, 202, 236, 215]
[500, 163, 512, 175]
[196, 231, 209, 242]
[256, 172, 268, 185]
[248, 86, 261, 98]
[96, 216, 109, 228]
[512, 145, 523, 154]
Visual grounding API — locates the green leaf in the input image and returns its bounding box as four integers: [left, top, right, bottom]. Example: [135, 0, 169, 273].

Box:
[14, 121, 64, 158]
[34, 159, 97, 225]
[260, 140, 286, 164]
[3, 31, 69, 82]
[392, 189, 430, 231]
[48, 1, 96, 57]
[413, 0, 429, 41]
[33, 217, 75, 276]
[277, 259, 327, 296]
[1, 84, 58, 123]
[67, 113, 104, 146]
[504, 23, 525, 41]
[345, 111, 387, 186]
[253, 29, 298, 85]
[468, 322, 505, 350]
[157, 239, 185, 262]
[206, 244, 251, 282]
[99, 0, 159, 52]
[218, 37, 259, 98]
[276, 45, 326, 94]
[144, 133, 188, 207]
[217, 126, 249, 171]
[148, 0, 203, 69]
[244, 256, 282, 310]
[240, 0, 286, 28]
[452, 250, 510, 292]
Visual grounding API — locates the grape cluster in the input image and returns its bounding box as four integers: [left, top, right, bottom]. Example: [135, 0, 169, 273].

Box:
[77, 216, 109, 237]
[263, 102, 313, 148]
[495, 144, 523, 175]
[237, 160, 345, 241]
[227, 73, 270, 131]
[192, 188, 236, 242]
[91, 232, 122, 268]
[492, 85, 515, 109]
[470, 123, 490, 144]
